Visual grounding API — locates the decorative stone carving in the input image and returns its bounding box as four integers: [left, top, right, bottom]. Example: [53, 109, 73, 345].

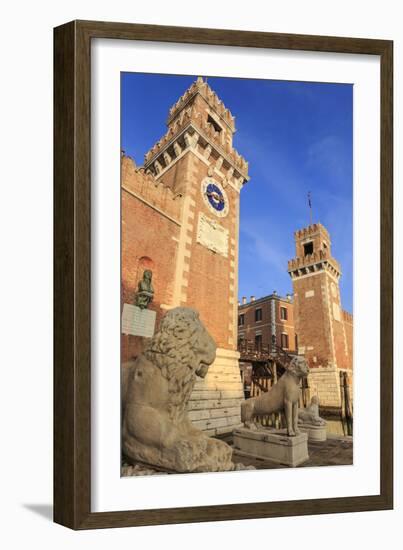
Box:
[298, 396, 327, 441]
[298, 396, 326, 426]
[134, 269, 154, 309]
[173, 141, 182, 156]
[241, 356, 309, 437]
[196, 213, 229, 256]
[204, 144, 213, 160]
[215, 156, 223, 170]
[163, 151, 172, 165]
[122, 307, 234, 473]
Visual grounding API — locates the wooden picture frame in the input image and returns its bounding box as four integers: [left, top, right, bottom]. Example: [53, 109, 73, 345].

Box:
[54, 20, 393, 529]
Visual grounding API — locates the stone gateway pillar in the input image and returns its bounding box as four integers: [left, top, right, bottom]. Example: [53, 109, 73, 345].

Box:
[121, 77, 250, 434]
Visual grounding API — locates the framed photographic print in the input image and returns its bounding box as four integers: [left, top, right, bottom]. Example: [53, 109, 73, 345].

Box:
[54, 20, 393, 529]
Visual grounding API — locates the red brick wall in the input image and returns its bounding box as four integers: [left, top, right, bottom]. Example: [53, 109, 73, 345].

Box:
[343, 310, 354, 370]
[293, 273, 333, 368]
[293, 272, 353, 371]
[168, 154, 238, 350]
[121, 149, 241, 357]
[121, 169, 181, 361]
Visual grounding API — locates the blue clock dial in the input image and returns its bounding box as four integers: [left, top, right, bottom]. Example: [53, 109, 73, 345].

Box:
[206, 183, 225, 211]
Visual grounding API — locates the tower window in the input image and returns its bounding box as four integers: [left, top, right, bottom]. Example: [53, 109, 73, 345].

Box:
[303, 241, 314, 256]
[207, 114, 222, 133]
[255, 308, 262, 322]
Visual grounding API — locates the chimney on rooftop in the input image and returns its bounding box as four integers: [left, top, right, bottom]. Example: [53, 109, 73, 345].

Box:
[250, 296, 255, 302]
[242, 296, 247, 305]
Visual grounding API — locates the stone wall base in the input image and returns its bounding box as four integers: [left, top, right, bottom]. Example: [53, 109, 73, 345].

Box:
[309, 367, 344, 408]
[188, 348, 244, 435]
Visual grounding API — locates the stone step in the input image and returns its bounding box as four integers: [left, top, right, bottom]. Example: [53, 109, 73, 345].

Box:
[210, 406, 240, 419]
[188, 407, 240, 422]
[193, 380, 244, 391]
[220, 390, 244, 399]
[187, 398, 242, 411]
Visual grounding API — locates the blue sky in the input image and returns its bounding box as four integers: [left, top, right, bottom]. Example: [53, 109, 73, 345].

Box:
[122, 73, 353, 313]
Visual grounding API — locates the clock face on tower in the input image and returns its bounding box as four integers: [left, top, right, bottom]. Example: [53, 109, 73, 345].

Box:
[201, 179, 229, 218]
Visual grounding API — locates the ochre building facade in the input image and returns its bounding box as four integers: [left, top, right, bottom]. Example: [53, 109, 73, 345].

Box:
[121, 77, 249, 435]
[238, 293, 297, 353]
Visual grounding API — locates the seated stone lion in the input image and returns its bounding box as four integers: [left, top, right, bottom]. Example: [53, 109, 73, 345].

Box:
[298, 395, 326, 426]
[241, 356, 309, 437]
[122, 307, 233, 473]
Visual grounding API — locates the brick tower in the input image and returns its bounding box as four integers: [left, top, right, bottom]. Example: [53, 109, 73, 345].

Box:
[121, 77, 249, 434]
[287, 223, 353, 410]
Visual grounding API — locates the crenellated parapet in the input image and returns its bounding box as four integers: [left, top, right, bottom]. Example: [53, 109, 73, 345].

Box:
[288, 249, 341, 278]
[288, 222, 341, 280]
[121, 154, 182, 223]
[167, 76, 236, 132]
[342, 310, 353, 324]
[294, 223, 330, 243]
[142, 77, 249, 193]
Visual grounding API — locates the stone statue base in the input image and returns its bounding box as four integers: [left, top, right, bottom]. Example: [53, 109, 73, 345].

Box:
[233, 427, 309, 467]
[298, 422, 327, 442]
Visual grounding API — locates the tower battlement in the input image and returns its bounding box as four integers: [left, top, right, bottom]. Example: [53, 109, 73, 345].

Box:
[143, 77, 249, 191]
[294, 222, 330, 242]
[121, 154, 182, 223]
[167, 76, 236, 132]
[288, 222, 340, 279]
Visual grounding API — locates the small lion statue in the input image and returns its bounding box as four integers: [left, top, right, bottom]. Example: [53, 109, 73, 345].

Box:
[241, 356, 309, 437]
[298, 396, 326, 426]
[122, 307, 233, 473]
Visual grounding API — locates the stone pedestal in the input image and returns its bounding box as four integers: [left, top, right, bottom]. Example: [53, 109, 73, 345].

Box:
[298, 422, 327, 442]
[233, 427, 309, 467]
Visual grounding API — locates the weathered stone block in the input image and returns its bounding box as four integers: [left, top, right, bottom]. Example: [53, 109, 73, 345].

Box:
[298, 422, 327, 442]
[233, 427, 309, 467]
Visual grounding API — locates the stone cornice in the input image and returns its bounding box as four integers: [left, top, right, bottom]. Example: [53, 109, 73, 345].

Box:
[144, 122, 249, 186]
[287, 262, 341, 283]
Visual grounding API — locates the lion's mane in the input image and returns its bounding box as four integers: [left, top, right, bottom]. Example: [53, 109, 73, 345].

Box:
[143, 308, 215, 419]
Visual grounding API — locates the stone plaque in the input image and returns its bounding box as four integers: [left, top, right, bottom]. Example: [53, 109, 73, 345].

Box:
[196, 213, 229, 257]
[122, 304, 156, 337]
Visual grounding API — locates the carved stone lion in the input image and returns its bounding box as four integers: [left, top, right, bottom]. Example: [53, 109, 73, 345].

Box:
[298, 395, 326, 426]
[241, 356, 309, 437]
[122, 307, 233, 473]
